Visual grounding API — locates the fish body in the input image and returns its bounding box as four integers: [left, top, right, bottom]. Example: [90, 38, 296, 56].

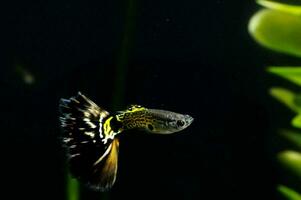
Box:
[59, 92, 193, 191]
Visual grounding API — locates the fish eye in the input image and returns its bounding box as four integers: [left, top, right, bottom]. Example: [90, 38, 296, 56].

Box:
[148, 124, 154, 131]
[128, 107, 132, 111]
[176, 120, 185, 127]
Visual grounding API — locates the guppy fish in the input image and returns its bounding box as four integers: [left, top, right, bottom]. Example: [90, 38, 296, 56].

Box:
[59, 92, 193, 191]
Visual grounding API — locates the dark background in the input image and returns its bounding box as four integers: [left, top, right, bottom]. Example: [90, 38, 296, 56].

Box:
[1, 0, 294, 199]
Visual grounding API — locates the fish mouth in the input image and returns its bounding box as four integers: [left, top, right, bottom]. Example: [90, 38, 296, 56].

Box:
[185, 115, 194, 126]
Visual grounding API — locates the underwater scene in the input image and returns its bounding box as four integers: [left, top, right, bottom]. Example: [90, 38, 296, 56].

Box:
[2, 0, 301, 199]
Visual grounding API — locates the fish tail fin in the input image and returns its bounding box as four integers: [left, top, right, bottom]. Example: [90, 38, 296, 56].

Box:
[59, 92, 119, 191]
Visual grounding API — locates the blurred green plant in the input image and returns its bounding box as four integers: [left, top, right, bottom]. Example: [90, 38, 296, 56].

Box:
[279, 185, 301, 200]
[66, 173, 80, 200]
[280, 129, 301, 149]
[278, 150, 301, 178]
[248, 0, 301, 198]
[249, 0, 301, 58]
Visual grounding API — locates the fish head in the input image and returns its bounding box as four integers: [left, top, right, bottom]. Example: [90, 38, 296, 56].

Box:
[146, 109, 194, 134]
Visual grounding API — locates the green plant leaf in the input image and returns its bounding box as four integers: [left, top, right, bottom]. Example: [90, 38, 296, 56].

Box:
[280, 129, 301, 149]
[278, 150, 301, 178]
[257, 0, 301, 15]
[278, 185, 301, 200]
[269, 87, 300, 112]
[292, 114, 301, 128]
[268, 67, 301, 86]
[248, 9, 301, 58]
[270, 87, 301, 127]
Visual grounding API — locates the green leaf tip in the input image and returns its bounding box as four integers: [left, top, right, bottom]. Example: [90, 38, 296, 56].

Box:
[278, 185, 301, 200]
[278, 150, 301, 178]
[268, 67, 301, 86]
[269, 86, 301, 127]
[292, 114, 301, 128]
[257, 0, 301, 15]
[248, 9, 301, 58]
[280, 129, 301, 149]
[269, 87, 300, 112]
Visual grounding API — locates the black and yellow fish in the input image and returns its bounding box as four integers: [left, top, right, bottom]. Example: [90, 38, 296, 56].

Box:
[59, 92, 193, 191]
